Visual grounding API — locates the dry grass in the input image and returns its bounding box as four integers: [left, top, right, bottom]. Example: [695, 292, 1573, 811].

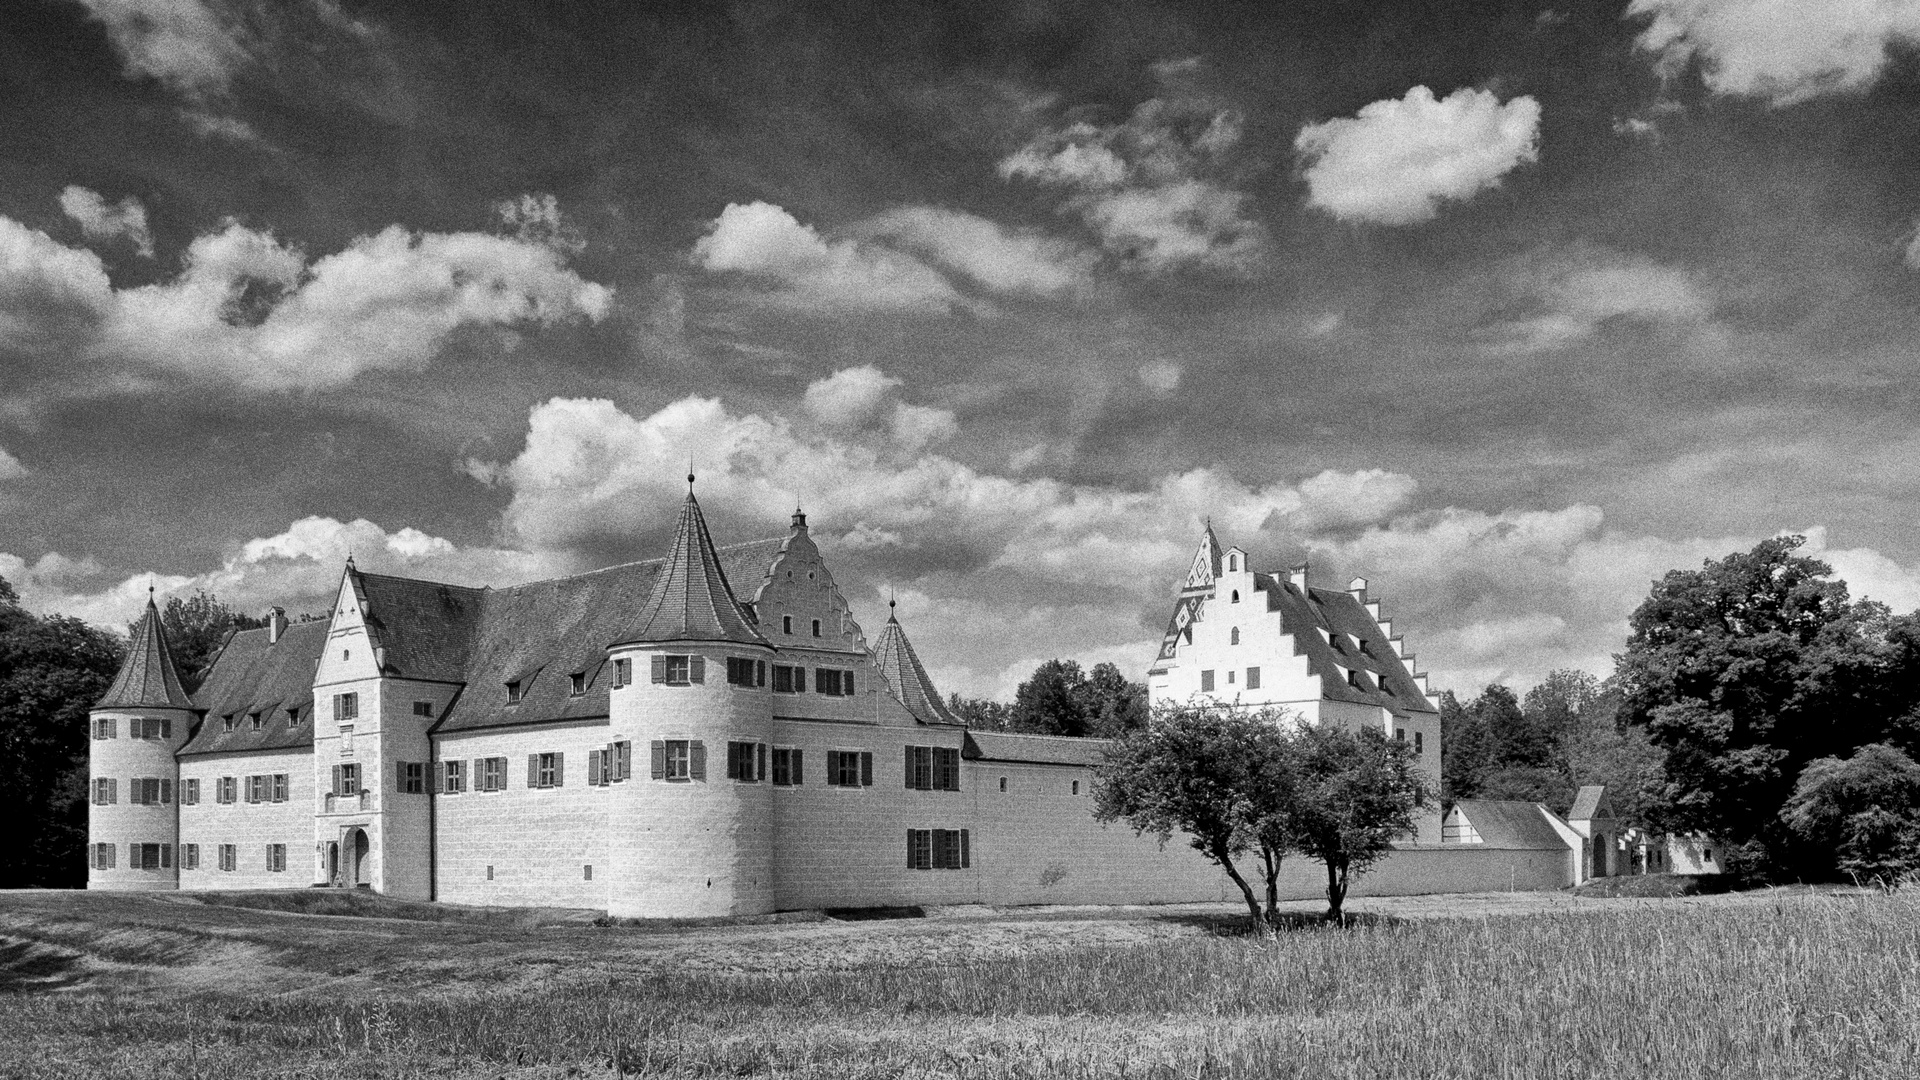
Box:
[0, 888, 1913, 1078]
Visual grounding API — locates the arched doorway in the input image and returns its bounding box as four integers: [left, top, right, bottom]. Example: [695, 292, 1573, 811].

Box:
[345, 828, 370, 888]
[1592, 832, 1609, 878]
[326, 841, 340, 887]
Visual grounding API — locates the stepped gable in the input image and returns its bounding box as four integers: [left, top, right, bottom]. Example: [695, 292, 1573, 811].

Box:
[1251, 572, 1437, 716]
[615, 487, 769, 648]
[95, 593, 194, 710]
[872, 602, 958, 725]
[432, 536, 785, 734]
[179, 618, 328, 755]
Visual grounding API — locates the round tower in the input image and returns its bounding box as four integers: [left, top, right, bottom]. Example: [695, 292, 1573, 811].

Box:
[605, 481, 776, 918]
[88, 590, 195, 891]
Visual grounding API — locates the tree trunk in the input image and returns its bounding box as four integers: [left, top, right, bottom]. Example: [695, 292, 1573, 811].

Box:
[1212, 840, 1266, 932]
[1260, 843, 1282, 922]
[1324, 857, 1350, 922]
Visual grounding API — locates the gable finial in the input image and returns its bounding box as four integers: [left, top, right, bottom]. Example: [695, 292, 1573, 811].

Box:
[687, 471, 696, 494]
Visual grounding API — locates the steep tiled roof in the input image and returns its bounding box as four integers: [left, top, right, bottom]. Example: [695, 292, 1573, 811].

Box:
[353, 573, 487, 681]
[617, 492, 769, 648]
[95, 595, 194, 710]
[964, 730, 1109, 767]
[1450, 800, 1571, 850]
[872, 605, 958, 725]
[1569, 785, 1611, 822]
[1252, 574, 1437, 715]
[179, 619, 328, 755]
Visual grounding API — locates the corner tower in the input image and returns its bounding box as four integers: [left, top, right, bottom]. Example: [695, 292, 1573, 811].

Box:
[88, 590, 196, 890]
[872, 600, 958, 725]
[605, 480, 777, 918]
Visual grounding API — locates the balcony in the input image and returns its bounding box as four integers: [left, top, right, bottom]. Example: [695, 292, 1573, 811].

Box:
[323, 790, 373, 814]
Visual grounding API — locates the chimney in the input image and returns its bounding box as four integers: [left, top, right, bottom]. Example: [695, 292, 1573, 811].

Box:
[1288, 563, 1310, 592]
[267, 606, 288, 644]
[1347, 576, 1368, 600]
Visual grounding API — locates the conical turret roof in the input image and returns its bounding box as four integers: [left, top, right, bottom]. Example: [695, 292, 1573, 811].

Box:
[618, 486, 769, 647]
[96, 592, 194, 710]
[873, 602, 957, 724]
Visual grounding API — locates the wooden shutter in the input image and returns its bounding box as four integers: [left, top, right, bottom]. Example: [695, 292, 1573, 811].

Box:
[618, 741, 631, 781]
[527, 754, 538, 787]
[108, 778, 117, 804]
[960, 829, 970, 869]
[756, 742, 766, 782]
[792, 748, 803, 786]
[161, 844, 173, 870]
[690, 741, 706, 781]
[690, 656, 705, 683]
[553, 753, 564, 787]
[161, 779, 173, 804]
[905, 745, 915, 788]
[907, 830, 916, 868]
[650, 741, 666, 779]
[860, 751, 873, 787]
[756, 660, 766, 687]
[845, 671, 855, 696]
[396, 761, 408, 792]
[588, 749, 603, 787]
[651, 655, 668, 683]
[795, 667, 807, 693]
[160, 718, 172, 739]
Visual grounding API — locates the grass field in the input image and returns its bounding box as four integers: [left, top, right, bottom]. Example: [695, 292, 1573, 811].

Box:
[0, 885, 1913, 1078]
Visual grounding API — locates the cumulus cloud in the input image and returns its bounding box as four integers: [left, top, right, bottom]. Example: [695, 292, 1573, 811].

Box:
[1477, 244, 1716, 354]
[59, 186, 155, 257]
[691, 201, 966, 314]
[76, 0, 251, 101]
[0, 516, 564, 629]
[1137, 360, 1182, 393]
[0, 205, 612, 390]
[1628, 0, 1920, 106]
[1295, 86, 1542, 226]
[999, 83, 1263, 274]
[0, 446, 24, 480]
[803, 366, 902, 429]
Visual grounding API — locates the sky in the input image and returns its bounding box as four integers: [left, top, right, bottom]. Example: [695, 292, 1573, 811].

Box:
[3, 0, 1920, 702]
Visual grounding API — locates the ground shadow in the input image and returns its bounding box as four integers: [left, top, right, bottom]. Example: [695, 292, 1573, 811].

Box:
[1150, 910, 1410, 936]
[0, 938, 88, 992]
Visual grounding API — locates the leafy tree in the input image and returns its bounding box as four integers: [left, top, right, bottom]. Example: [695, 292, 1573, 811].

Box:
[1093, 706, 1295, 930]
[947, 693, 1013, 730]
[1783, 743, 1920, 883]
[1616, 536, 1894, 876]
[1011, 658, 1091, 736]
[1442, 684, 1559, 804]
[132, 590, 265, 694]
[1289, 724, 1429, 920]
[1077, 662, 1147, 738]
[0, 577, 124, 887]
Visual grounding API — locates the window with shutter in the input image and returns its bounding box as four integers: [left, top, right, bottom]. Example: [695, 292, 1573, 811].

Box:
[615, 740, 631, 781]
[689, 656, 705, 683]
[552, 753, 564, 787]
[274, 774, 288, 801]
[651, 655, 669, 683]
[527, 755, 539, 787]
[792, 748, 803, 785]
[588, 749, 603, 786]
[614, 657, 632, 687]
[651, 740, 666, 779]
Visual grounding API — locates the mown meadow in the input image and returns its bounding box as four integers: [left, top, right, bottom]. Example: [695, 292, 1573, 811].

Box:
[0, 888, 1913, 1078]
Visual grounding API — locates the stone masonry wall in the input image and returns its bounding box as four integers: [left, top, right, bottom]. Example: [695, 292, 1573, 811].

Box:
[179, 747, 315, 888]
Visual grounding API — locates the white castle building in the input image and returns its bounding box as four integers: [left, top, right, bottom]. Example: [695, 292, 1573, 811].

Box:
[87, 491, 1583, 914]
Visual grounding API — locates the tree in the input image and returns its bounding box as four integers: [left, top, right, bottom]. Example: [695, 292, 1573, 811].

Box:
[947, 693, 1013, 730]
[1011, 659, 1090, 736]
[1289, 724, 1429, 921]
[1783, 743, 1920, 883]
[1616, 536, 1894, 877]
[1093, 706, 1296, 931]
[0, 577, 124, 887]
[134, 590, 265, 694]
[1077, 662, 1147, 738]
[1442, 684, 1560, 804]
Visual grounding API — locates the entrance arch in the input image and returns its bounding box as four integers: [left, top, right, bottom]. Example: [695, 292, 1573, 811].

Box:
[344, 827, 370, 888]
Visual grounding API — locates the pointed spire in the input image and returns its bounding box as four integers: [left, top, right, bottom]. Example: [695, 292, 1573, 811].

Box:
[872, 606, 957, 724]
[96, 592, 193, 710]
[620, 487, 768, 646]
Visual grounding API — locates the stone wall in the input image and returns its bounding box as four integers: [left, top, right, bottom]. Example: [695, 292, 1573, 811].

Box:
[179, 746, 315, 889]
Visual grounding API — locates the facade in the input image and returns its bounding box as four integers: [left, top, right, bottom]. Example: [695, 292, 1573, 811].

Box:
[88, 494, 1586, 913]
[1145, 526, 1445, 842]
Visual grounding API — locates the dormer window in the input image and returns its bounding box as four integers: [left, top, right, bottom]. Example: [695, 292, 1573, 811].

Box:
[1358, 639, 1375, 658]
[506, 680, 523, 705]
[249, 712, 263, 731]
[1347, 670, 1364, 689]
[288, 707, 302, 726]
[570, 672, 587, 697]
[221, 714, 237, 733]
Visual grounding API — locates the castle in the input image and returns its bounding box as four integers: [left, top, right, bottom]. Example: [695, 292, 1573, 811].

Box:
[87, 489, 1586, 914]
